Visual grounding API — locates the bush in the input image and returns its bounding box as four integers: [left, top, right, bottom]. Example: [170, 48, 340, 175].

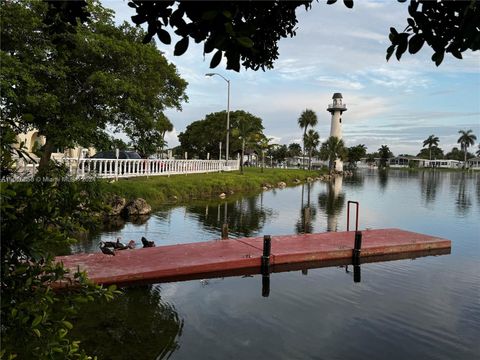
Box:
[1, 165, 119, 359]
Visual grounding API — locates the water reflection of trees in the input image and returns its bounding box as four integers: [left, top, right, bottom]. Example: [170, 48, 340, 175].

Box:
[477, 176, 480, 206]
[187, 195, 272, 237]
[343, 171, 364, 188]
[72, 285, 183, 360]
[378, 169, 388, 191]
[455, 173, 472, 215]
[420, 171, 441, 204]
[295, 183, 317, 234]
[318, 177, 345, 232]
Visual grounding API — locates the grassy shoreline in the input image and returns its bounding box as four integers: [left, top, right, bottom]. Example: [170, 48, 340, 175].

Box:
[102, 168, 325, 208]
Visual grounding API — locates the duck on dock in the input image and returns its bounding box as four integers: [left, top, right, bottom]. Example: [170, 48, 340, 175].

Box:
[115, 238, 129, 250]
[102, 240, 117, 248]
[141, 236, 155, 248]
[99, 241, 115, 256]
[127, 240, 136, 249]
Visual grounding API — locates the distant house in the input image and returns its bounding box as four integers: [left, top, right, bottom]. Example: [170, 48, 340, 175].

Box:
[467, 157, 480, 170]
[389, 156, 426, 168]
[424, 159, 462, 169]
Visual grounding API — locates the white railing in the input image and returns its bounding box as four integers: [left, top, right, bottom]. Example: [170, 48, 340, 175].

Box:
[327, 103, 347, 110]
[63, 158, 240, 179]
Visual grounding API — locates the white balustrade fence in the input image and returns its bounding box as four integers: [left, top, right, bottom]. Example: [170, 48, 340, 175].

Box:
[63, 158, 240, 179]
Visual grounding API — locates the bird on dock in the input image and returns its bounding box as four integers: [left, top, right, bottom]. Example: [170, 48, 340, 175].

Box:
[102, 240, 117, 248]
[99, 241, 115, 256]
[141, 236, 155, 248]
[115, 237, 129, 250]
[127, 240, 136, 249]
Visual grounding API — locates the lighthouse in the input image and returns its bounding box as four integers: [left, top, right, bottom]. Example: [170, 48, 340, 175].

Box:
[327, 93, 347, 172]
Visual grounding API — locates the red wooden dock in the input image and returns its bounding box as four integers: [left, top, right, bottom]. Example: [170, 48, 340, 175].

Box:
[56, 228, 451, 286]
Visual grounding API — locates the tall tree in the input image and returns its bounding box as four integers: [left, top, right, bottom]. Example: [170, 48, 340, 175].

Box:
[319, 136, 347, 171]
[417, 146, 444, 160]
[255, 135, 273, 173]
[231, 116, 263, 174]
[178, 110, 264, 159]
[346, 144, 367, 168]
[129, 113, 174, 158]
[378, 145, 393, 168]
[422, 135, 440, 160]
[297, 109, 318, 169]
[304, 129, 320, 170]
[287, 143, 302, 158]
[476, 145, 480, 157]
[457, 129, 477, 166]
[1, 0, 187, 170]
[267, 144, 288, 166]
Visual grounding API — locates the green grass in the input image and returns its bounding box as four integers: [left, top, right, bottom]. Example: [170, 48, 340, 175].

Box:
[102, 167, 324, 208]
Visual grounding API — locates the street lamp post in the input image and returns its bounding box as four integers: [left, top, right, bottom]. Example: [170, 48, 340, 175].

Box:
[205, 73, 230, 163]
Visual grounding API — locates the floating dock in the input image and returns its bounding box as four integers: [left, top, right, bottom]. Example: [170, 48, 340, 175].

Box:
[56, 228, 451, 286]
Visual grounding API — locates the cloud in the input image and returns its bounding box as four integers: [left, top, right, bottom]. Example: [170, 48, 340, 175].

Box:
[104, 0, 480, 156]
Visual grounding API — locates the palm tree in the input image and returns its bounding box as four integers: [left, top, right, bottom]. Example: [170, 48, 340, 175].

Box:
[476, 144, 480, 157]
[378, 145, 392, 168]
[297, 109, 318, 169]
[422, 134, 440, 160]
[319, 136, 346, 171]
[256, 136, 273, 173]
[303, 129, 320, 170]
[457, 129, 477, 166]
[233, 118, 260, 174]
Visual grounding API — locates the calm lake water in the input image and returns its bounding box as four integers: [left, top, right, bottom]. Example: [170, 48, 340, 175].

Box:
[72, 169, 480, 360]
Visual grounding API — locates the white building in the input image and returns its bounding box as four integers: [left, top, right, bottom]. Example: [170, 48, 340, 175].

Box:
[467, 157, 480, 169]
[327, 93, 347, 172]
[424, 159, 462, 169]
[14, 129, 95, 163]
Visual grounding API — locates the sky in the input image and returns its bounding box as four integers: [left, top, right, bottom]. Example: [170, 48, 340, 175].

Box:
[105, 0, 480, 156]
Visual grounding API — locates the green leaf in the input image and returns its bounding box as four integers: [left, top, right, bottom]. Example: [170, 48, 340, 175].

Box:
[224, 22, 234, 35]
[33, 328, 41, 337]
[62, 320, 73, 330]
[32, 314, 43, 327]
[237, 37, 254, 48]
[201, 10, 218, 20]
[386, 45, 395, 61]
[408, 34, 424, 54]
[11, 308, 18, 318]
[222, 10, 232, 19]
[174, 37, 189, 56]
[450, 49, 462, 59]
[108, 284, 117, 292]
[395, 33, 409, 60]
[157, 29, 171, 45]
[210, 50, 222, 68]
[432, 51, 444, 66]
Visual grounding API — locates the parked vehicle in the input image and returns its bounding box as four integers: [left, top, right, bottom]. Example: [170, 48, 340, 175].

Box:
[88, 150, 142, 175]
[90, 150, 141, 159]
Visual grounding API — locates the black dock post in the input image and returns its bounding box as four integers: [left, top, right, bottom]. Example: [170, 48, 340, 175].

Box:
[221, 223, 229, 239]
[262, 274, 270, 297]
[261, 235, 272, 297]
[353, 231, 362, 265]
[261, 235, 271, 274]
[353, 265, 361, 283]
